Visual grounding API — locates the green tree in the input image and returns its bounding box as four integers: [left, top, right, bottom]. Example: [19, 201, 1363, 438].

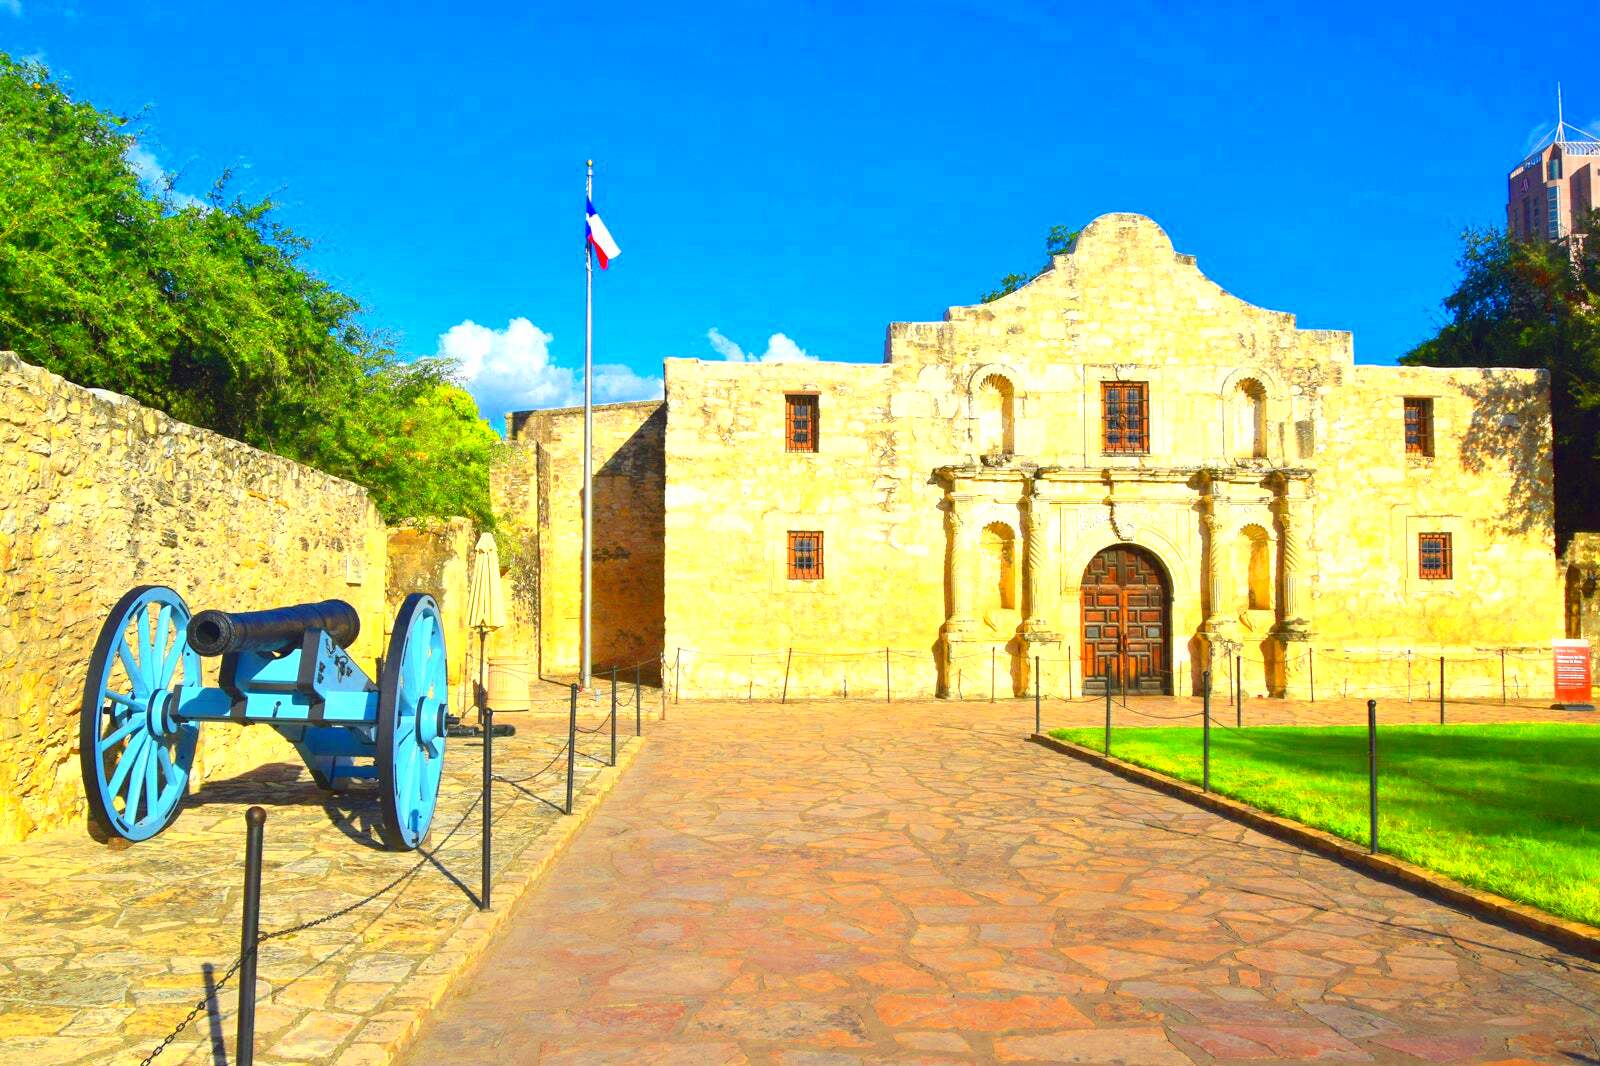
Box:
[1402, 221, 1600, 547]
[0, 52, 499, 527]
[981, 225, 1080, 302]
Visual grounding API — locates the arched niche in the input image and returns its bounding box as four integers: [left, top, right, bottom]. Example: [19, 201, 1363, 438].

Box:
[1218, 367, 1282, 460]
[966, 363, 1025, 457]
[978, 521, 1017, 614]
[1239, 523, 1273, 610]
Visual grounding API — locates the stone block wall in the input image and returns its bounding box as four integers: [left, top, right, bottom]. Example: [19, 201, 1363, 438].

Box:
[0, 353, 388, 846]
[500, 401, 664, 681]
[656, 214, 1567, 700]
[386, 518, 475, 716]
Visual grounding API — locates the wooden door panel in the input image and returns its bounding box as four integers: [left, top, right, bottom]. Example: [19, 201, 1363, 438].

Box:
[1080, 546, 1170, 695]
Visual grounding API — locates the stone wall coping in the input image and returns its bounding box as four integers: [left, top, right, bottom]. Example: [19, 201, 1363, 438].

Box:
[0, 350, 373, 500]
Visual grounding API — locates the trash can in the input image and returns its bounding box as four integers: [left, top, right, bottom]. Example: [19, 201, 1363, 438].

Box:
[486, 655, 533, 712]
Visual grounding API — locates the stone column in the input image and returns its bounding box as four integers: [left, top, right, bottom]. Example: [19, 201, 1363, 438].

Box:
[1021, 492, 1047, 634]
[1199, 473, 1225, 632]
[1270, 474, 1311, 698]
[1272, 482, 1309, 636]
[943, 495, 977, 635]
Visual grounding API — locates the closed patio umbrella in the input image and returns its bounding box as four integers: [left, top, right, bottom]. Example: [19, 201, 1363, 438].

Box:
[462, 531, 509, 736]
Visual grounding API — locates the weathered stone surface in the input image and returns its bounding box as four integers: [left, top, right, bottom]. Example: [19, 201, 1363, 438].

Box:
[400, 700, 1600, 1063]
[494, 214, 1567, 701]
[0, 697, 639, 1065]
[0, 352, 389, 846]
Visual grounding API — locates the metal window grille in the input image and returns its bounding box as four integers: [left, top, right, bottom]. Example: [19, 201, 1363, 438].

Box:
[1418, 532, 1452, 580]
[1404, 397, 1433, 455]
[788, 531, 824, 580]
[1101, 382, 1149, 454]
[785, 394, 819, 452]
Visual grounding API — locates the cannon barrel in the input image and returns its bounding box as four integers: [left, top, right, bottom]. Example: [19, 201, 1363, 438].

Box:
[188, 600, 361, 657]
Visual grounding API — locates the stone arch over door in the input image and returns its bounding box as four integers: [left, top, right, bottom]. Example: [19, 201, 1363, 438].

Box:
[1079, 544, 1173, 695]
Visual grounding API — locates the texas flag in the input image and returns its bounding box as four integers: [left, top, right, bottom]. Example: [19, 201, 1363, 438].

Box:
[586, 199, 621, 269]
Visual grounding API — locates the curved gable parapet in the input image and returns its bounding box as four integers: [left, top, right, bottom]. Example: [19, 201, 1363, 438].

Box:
[882, 212, 1353, 372]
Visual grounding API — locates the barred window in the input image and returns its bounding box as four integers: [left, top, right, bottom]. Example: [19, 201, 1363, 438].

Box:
[1101, 381, 1149, 454]
[785, 394, 819, 452]
[1404, 397, 1433, 456]
[788, 531, 824, 580]
[1419, 532, 1452, 580]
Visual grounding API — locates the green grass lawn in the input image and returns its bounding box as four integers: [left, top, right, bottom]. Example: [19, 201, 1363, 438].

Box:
[1047, 722, 1600, 928]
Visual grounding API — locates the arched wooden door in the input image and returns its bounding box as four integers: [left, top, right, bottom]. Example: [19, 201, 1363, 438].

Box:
[1081, 545, 1171, 694]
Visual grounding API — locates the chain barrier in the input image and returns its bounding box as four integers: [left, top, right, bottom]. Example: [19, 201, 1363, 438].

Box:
[492, 740, 572, 785]
[140, 790, 485, 1065]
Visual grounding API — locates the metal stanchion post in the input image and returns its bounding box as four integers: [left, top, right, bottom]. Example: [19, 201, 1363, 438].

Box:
[236, 806, 266, 1066]
[1104, 661, 1114, 756]
[674, 648, 682, 704]
[1235, 654, 1242, 728]
[1367, 698, 1379, 854]
[610, 664, 618, 766]
[1067, 645, 1073, 699]
[1309, 647, 1315, 703]
[1202, 670, 1211, 793]
[566, 683, 577, 815]
[1438, 656, 1445, 724]
[1034, 655, 1041, 734]
[885, 648, 891, 703]
[990, 647, 996, 703]
[481, 696, 492, 911]
[635, 663, 642, 736]
[1501, 648, 1507, 705]
[781, 648, 792, 705]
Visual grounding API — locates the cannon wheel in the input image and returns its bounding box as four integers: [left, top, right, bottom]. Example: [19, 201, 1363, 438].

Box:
[79, 586, 201, 842]
[376, 593, 448, 851]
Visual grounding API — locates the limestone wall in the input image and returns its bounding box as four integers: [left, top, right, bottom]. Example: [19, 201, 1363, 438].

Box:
[0, 352, 388, 846]
[500, 401, 664, 681]
[386, 518, 475, 715]
[658, 214, 1566, 700]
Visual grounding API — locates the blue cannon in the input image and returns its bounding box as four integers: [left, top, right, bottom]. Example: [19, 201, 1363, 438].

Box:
[79, 586, 449, 850]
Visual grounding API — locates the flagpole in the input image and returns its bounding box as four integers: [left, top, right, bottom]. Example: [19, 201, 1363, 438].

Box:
[581, 159, 594, 691]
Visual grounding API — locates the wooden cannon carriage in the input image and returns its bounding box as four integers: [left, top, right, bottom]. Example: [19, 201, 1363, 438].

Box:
[79, 586, 449, 850]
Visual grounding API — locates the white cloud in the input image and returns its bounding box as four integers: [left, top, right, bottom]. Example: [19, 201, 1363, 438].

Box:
[438, 317, 662, 424]
[705, 327, 815, 363]
[124, 142, 207, 212]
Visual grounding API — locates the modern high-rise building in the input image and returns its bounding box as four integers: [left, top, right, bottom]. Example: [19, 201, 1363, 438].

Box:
[1508, 90, 1600, 242]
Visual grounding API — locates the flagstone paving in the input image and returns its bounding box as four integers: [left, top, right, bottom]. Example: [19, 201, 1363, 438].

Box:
[404, 698, 1600, 1064]
[0, 687, 640, 1066]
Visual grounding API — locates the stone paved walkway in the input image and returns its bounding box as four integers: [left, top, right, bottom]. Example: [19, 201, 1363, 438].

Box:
[403, 699, 1600, 1064]
[0, 689, 638, 1066]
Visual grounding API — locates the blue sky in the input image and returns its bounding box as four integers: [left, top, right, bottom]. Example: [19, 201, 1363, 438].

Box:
[5, 2, 1591, 426]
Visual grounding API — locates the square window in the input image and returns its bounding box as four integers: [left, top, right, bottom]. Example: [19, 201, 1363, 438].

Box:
[788, 531, 824, 580]
[1418, 532, 1452, 580]
[785, 394, 819, 452]
[1102, 381, 1149, 454]
[1404, 397, 1434, 456]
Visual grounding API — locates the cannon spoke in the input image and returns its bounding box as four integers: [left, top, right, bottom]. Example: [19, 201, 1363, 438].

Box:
[105, 690, 141, 713]
[153, 605, 171, 681]
[117, 635, 148, 699]
[142, 739, 160, 823]
[123, 737, 149, 823]
[98, 716, 141, 752]
[107, 731, 147, 799]
[160, 744, 186, 790]
[135, 607, 154, 689]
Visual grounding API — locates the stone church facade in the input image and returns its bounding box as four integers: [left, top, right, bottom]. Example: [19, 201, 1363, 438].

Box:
[497, 214, 1563, 700]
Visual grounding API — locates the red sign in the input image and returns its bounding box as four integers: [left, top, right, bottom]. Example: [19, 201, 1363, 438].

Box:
[1554, 640, 1593, 707]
